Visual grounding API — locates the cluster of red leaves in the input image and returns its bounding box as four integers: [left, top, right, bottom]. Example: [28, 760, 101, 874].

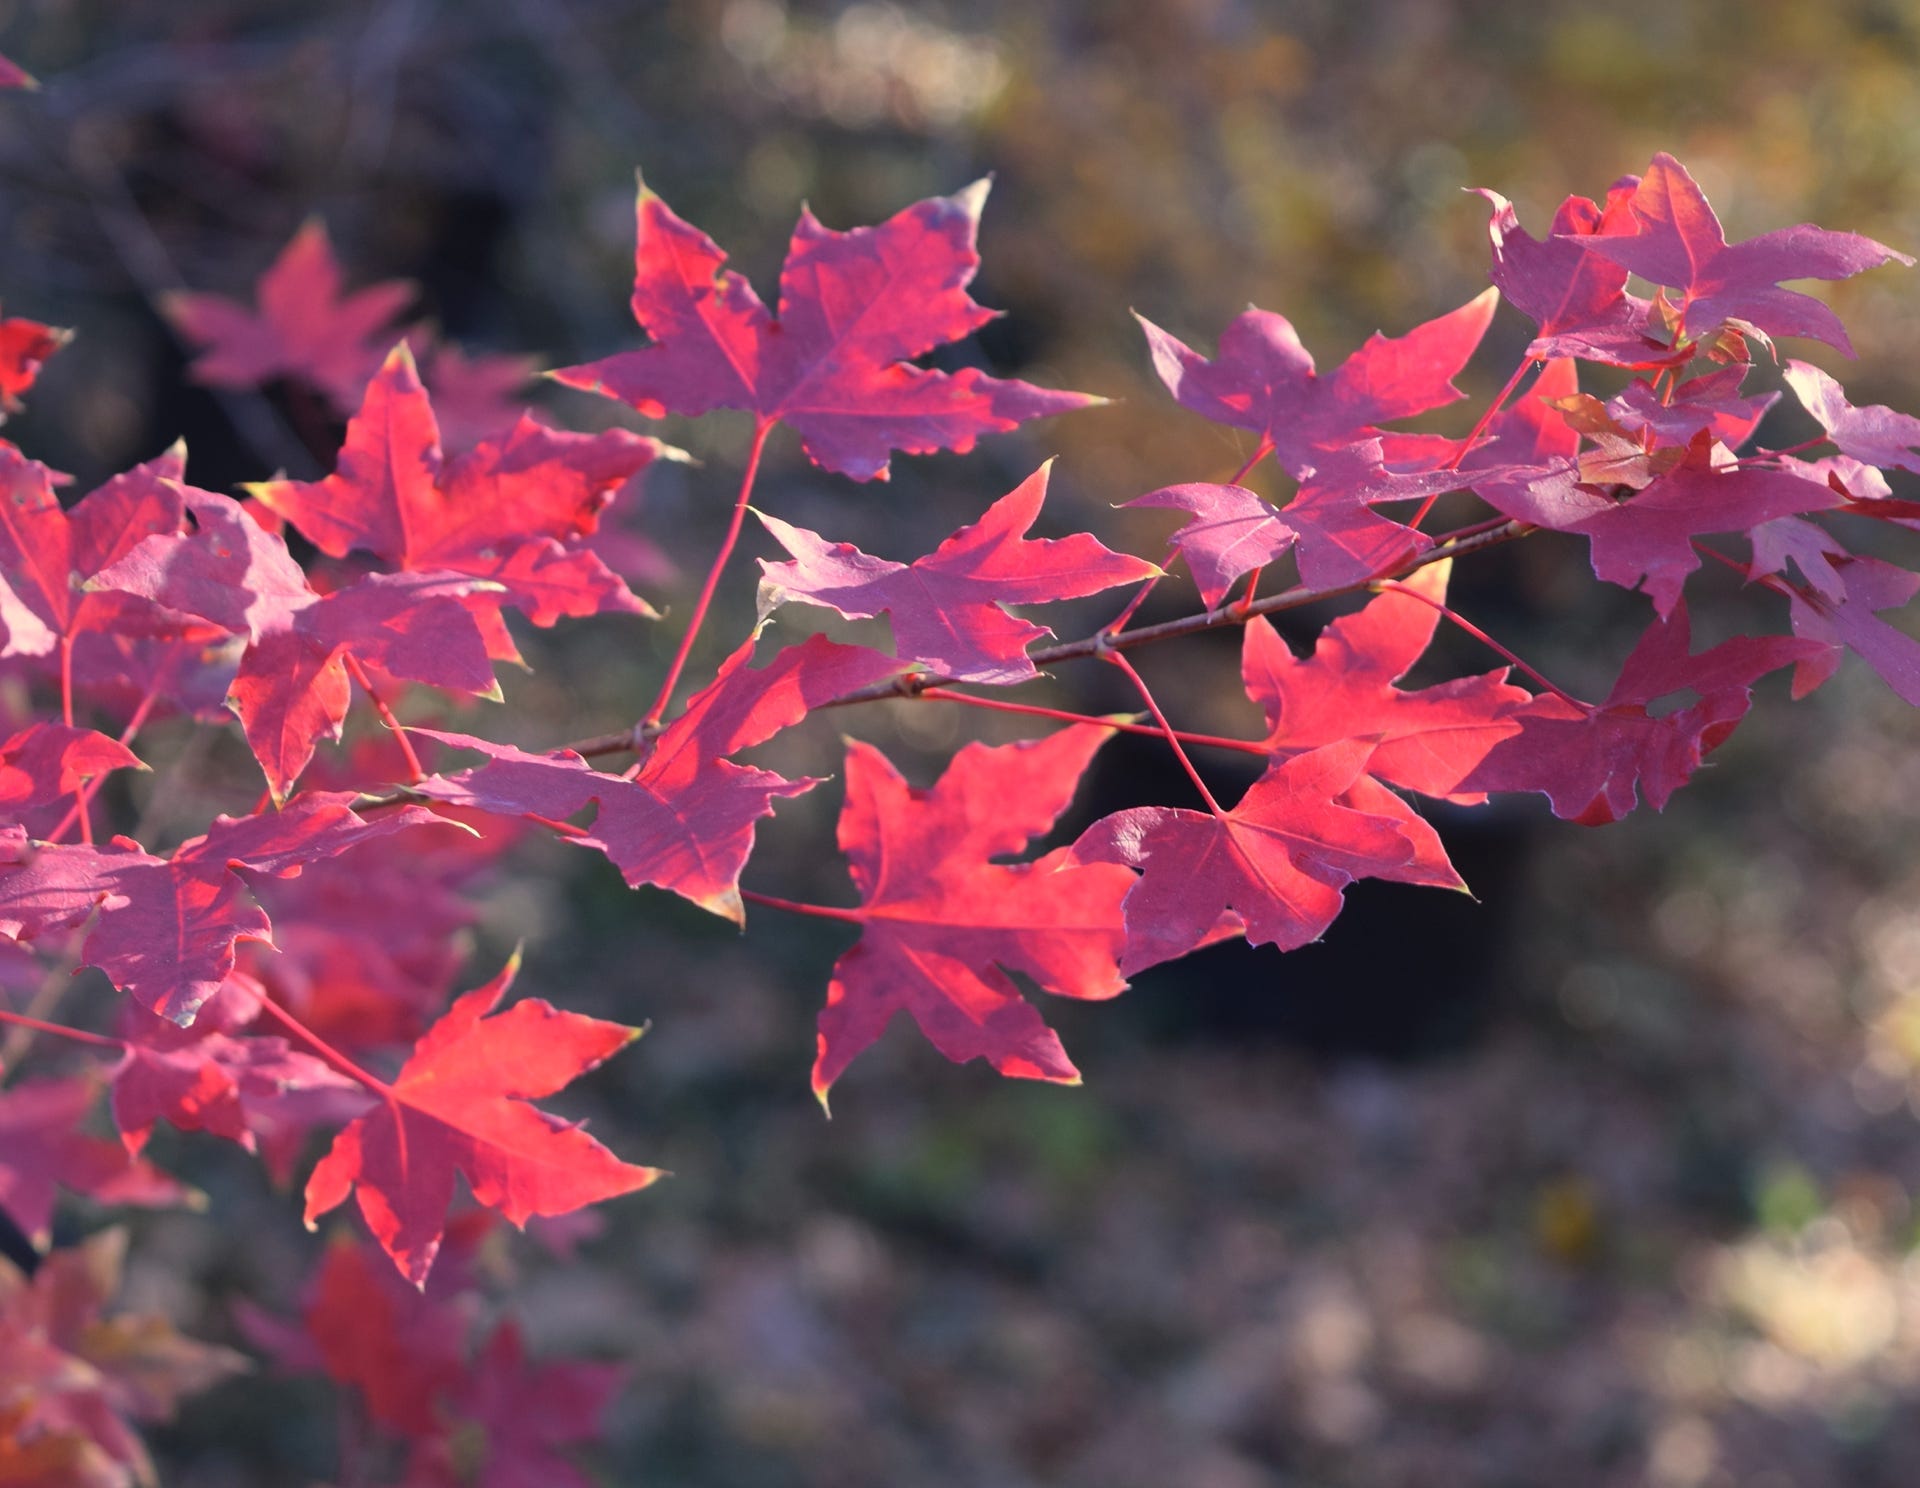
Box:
[0, 130, 1915, 1481]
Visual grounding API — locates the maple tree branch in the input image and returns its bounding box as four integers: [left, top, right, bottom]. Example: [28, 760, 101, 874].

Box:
[1103, 649, 1226, 816]
[554, 515, 1538, 761]
[645, 416, 774, 728]
[916, 686, 1268, 756]
[739, 888, 865, 924]
[343, 654, 426, 784]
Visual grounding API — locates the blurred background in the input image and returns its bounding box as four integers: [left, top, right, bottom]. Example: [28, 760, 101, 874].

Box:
[8, 0, 1920, 1484]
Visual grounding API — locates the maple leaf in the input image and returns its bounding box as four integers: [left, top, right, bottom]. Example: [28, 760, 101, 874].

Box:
[1459, 603, 1821, 822]
[0, 1229, 246, 1485]
[552, 177, 1097, 481]
[1137, 288, 1497, 478]
[92, 488, 503, 801]
[1280, 441, 1473, 591]
[1475, 433, 1843, 617]
[110, 972, 371, 1170]
[90, 791, 457, 1024]
[1780, 553, 1920, 704]
[0, 1079, 192, 1249]
[811, 725, 1134, 1103]
[1605, 367, 1776, 450]
[1070, 739, 1430, 975]
[0, 445, 196, 662]
[0, 313, 67, 415]
[409, 335, 541, 450]
[0, 725, 142, 820]
[1123, 483, 1296, 610]
[303, 954, 661, 1286]
[163, 219, 414, 409]
[412, 634, 899, 922]
[403, 1318, 625, 1488]
[1241, 559, 1530, 802]
[1575, 153, 1913, 357]
[250, 344, 667, 644]
[1782, 359, 1920, 473]
[1473, 182, 1676, 366]
[756, 463, 1157, 682]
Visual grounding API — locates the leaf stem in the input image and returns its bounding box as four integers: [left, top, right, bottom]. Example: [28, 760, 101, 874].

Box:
[1103, 649, 1226, 817]
[343, 654, 425, 784]
[252, 996, 396, 1100]
[645, 416, 773, 727]
[0, 1006, 123, 1054]
[1371, 577, 1589, 708]
[57, 635, 91, 845]
[739, 888, 865, 924]
[1409, 357, 1536, 530]
[47, 656, 173, 847]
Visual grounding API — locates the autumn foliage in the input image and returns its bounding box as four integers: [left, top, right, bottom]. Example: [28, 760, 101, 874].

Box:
[1, 51, 1917, 1475]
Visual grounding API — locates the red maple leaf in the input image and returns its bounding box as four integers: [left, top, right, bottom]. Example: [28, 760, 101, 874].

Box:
[1069, 739, 1432, 975]
[1459, 603, 1821, 822]
[1473, 183, 1674, 366]
[250, 345, 667, 649]
[303, 954, 661, 1286]
[755, 463, 1157, 683]
[110, 972, 371, 1174]
[0, 444, 201, 662]
[0, 1229, 246, 1486]
[163, 219, 414, 409]
[1783, 359, 1920, 474]
[403, 1317, 625, 1488]
[1781, 553, 1920, 705]
[413, 634, 899, 922]
[1137, 289, 1497, 478]
[92, 489, 502, 801]
[1279, 442, 1476, 590]
[0, 1079, 192, 1248]
[0, 725, 142, 818]
[0, 312, 67, 415]
[1604, 366, 1776, 450]
[551, 178, 1096, 481]
[1123, 482, 1296, 610]
[1241, 559, 1530, 802]
[811, 725, 1135, 1103]
[1475, 433, 1843, 617]
[1576, 153, 1912, 356]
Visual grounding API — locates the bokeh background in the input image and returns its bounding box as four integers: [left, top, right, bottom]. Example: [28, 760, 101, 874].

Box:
[8, 1, 1920, 1484]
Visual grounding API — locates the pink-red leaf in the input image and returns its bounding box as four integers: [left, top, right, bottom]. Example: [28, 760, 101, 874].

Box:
[553, 179, 1096, 481]
[1124, 483, 1295, 610]
[303, 955, 660, 1287]
[1241, 559, 1529, 802]
[1071, 740, 1429, 975]
[812, 726, 1133, 1102]
[413, 636, 900, 922]
[1576, 153, 1912, 356]
[756, 463, 1156, 682]
[1138, 289, 1497, 478]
